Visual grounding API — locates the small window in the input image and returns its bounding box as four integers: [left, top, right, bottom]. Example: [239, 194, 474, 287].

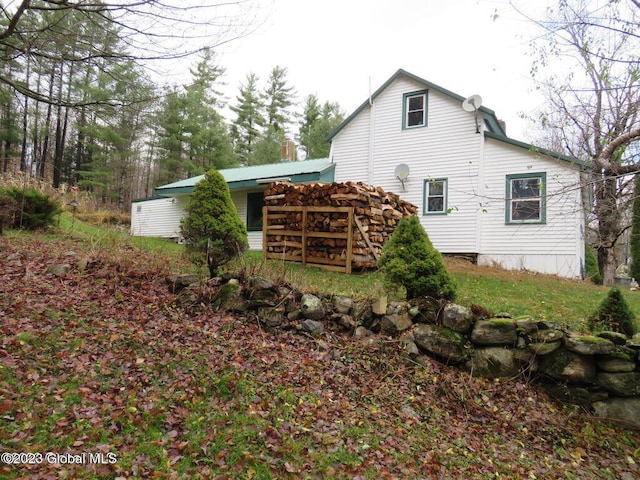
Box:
[246, 191, 264, 231]
[403, 91, 427, 129]
[423, 178, 447, 215]
[505, 173, 546, 224]
[136, 205, 142, 213]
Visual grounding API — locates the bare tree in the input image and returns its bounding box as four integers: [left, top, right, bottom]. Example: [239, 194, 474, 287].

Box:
[0, 0, 268, 106]
[515, 0, 640, 285]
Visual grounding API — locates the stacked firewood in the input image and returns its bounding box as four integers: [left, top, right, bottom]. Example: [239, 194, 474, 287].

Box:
[263, 181, 417, 270]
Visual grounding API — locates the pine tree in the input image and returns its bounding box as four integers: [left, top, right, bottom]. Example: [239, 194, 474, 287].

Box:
[230, 73, 265, 165]
[180, 169, 248, 278]
[588, 287, 637, 336]
[378, 215, 456, 301]
[299, 97, 343, 159]
[262, 65, 295, 135]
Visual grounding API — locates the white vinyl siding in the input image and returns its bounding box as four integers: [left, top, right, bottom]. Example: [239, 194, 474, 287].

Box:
[231, 189, 263, 250]
[130, 196, 188, 238]
[479, 138, 584, 278]
[329, 73, 585, 278]
[332, 76, 481, 253]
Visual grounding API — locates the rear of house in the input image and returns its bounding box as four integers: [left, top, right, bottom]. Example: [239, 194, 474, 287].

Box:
[327, 69, 588, 278]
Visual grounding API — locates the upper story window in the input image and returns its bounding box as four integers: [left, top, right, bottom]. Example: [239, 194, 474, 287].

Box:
[505, 173, 546, 224]
[423, 178, 447, 215]
[403, 90, 428, 129]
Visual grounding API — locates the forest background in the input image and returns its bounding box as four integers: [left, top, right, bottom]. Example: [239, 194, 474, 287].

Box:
[0, 1, 344, 212]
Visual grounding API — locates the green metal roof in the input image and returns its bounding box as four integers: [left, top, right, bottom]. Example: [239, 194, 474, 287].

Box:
[484, 131, 591, 169]
[155, 158, 335, 196]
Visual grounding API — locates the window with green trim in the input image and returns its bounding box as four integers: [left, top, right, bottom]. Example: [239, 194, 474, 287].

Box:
[403, 90, 428, 129]
[423, 178, 447, 214]
[505, 173, 546, 224]
[246, 191, 264, 231]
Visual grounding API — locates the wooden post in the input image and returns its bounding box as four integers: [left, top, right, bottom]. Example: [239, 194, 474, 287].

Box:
[346, 208, 353, 274]
[302, 207, 308, 267]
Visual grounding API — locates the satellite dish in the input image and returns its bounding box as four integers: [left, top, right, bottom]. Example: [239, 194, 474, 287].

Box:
[462, 94, 483, 112]
[462, 94, 483, 133]
[394, 163, 410, 191]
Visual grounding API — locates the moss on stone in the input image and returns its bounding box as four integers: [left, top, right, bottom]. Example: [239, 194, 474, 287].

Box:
[488, 318, 515, 327]
[577, 335, 611, 344]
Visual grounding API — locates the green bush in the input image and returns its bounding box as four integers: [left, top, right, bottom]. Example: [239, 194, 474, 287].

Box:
[378, 215, 456, 301]
[585, 244, 602, 285]
[587, 287, 637, 336]
[0, 187, 61, 232]
[180, 169, 249, 278]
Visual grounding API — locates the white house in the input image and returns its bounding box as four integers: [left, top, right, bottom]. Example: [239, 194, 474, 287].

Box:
[130, 158, 336, 249]
[327, 69, 590, 278]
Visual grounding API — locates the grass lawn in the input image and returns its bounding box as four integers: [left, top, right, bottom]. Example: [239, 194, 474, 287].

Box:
[57, 213, 640, 333]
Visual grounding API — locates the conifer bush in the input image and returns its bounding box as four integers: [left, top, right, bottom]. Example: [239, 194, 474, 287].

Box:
[378, 214, 456, 301]
[588, 287, 637, 336]
[0, 187, 61, 232]
[180, 169, 249, 278]
[585, 244, 602, 285]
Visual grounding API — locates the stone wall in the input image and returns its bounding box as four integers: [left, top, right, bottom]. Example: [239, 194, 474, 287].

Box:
[169, 274, 640, 427]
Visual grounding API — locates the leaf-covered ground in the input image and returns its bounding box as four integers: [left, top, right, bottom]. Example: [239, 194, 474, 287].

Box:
[1, 235, 639, 479]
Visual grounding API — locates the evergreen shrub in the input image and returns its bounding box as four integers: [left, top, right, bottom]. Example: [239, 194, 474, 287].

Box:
[0, 187, 61, 232]
[588, 287, 637, 336]
[180, 169, 248, 278]
[378, 215, 456, 301]
[585, 244, 602, 285]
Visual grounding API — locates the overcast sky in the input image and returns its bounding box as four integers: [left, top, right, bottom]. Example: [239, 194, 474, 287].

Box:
[167, 0, 549, 143]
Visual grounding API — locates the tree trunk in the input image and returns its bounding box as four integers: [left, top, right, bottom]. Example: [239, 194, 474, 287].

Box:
[595, 172, 621, 286]
[20, 56, 30, 173]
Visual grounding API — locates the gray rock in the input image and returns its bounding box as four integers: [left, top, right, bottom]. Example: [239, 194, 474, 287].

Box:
[300, 294, 325, 320]
[214, 282, 247, 313]
[413, 324, 468, 363]
[593, 397, 640, 427]
[539, 349, 596, 383]
[515, 317, 538, 335]
[333, 313, 356, 330]
[546, 385, 592, 409]
[354, 326, 373, 338]
[530, 329, 564, 343]
[48, 263, 71, 276]
[596, 372, 640, 397]
[250, 276, 275, 290]
[333, 296, 354, 314]
[166, 274, 200, 293]
[442, 303, 474, 333]
[403, 341, 420, 358]
[528, 341, 562, 356]
[564, 335, 615, 355]
[371, 297, 387, 316]
[257, 306, 285, 328]
[466, 347, 519, 378]
[597, 331, 629, 345]
[380, 314, 413, 336]
[470, 319, 518, 346]
[174, 285, 200, 307]
[596, 357, 637, 373]
[300, 319, 324, 335]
